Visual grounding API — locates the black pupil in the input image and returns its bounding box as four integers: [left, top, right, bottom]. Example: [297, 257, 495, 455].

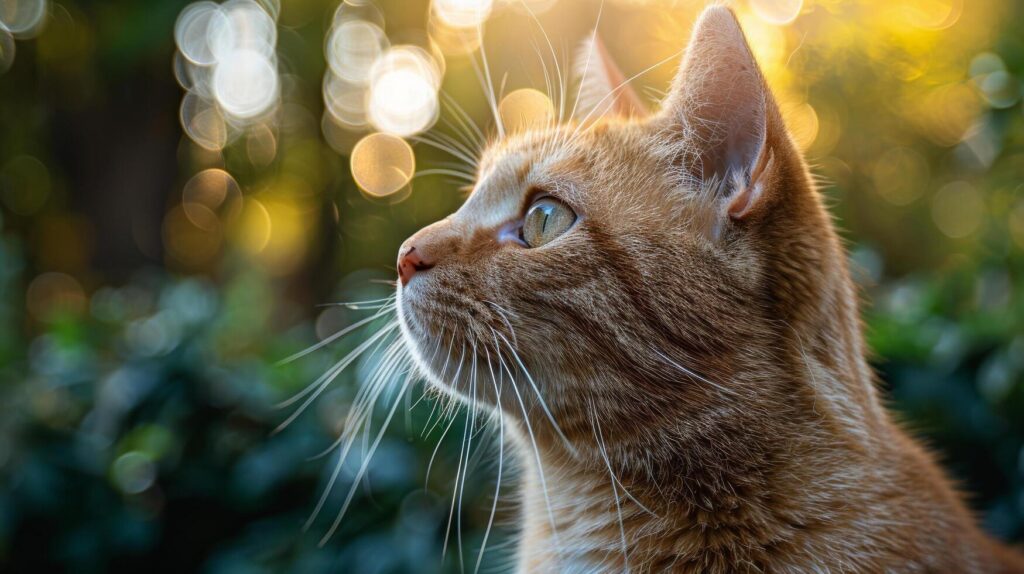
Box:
[539, 203, 552, 234]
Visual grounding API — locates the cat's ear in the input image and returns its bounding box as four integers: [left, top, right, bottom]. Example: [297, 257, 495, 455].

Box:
[661, 6, 784, 220]
[572, 35, 648, 123]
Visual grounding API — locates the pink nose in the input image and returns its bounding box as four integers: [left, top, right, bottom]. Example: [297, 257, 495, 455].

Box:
[397, 245, 435, 286]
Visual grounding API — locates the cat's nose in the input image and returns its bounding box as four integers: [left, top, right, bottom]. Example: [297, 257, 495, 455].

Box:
[398, 220, 458, 286]
[397, 245, 435, 286]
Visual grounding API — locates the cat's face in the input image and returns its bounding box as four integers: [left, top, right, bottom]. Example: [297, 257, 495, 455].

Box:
[397, 7, 823, 452]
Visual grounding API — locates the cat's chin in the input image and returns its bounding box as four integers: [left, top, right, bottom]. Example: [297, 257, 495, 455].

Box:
[396, 289, 488, 405]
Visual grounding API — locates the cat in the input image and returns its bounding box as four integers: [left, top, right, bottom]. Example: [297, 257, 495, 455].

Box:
[394, 5, 1024, 573]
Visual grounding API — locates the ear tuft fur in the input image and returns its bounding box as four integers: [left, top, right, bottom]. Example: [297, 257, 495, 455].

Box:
[573, 35, 647, 123]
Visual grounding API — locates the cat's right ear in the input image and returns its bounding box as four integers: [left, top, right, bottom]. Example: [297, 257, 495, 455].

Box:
[660, 6, 786, 222]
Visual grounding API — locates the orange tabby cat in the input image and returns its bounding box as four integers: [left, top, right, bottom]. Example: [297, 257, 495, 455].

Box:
[395, 6, 1024, 573]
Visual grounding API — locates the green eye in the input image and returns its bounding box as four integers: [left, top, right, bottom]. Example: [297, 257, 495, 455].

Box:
[521, 197, 576, 248]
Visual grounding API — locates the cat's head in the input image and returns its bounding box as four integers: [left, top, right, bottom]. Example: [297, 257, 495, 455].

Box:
[396, 7, 850, 459]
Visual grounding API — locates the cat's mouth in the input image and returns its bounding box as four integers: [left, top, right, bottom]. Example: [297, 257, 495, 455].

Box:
[396, 281, 506, 403]
[395, 282, 483, 399]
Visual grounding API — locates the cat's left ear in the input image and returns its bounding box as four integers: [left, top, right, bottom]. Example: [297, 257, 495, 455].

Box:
[661, 6, 786, 221]
[572, 35, 648, 123]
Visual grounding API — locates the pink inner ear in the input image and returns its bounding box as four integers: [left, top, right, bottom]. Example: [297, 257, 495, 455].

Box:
[574, 35, 647, 123]
[727, 147, 775, 220]
[593, 37, 647, 118]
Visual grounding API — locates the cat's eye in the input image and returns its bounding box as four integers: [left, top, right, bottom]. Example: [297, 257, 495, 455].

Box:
[521, 197, 576, 248]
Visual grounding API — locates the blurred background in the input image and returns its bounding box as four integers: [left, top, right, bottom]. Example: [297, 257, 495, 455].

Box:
[0, 0, 1022, 571]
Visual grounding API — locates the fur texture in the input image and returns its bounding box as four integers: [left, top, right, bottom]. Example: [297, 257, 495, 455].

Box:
[395, 6, 1024, 573]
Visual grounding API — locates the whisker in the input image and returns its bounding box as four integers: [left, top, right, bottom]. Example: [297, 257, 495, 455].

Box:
[274, 322, 398, 430]
[475, 345, 505, 574]
[568, 0, 606, 122]
[490, 327, 563, 561]
[590, 398, 629, 570]
[483, 300, 518, 348]
[413, 134, 480, 169]
[275, 301, 396, 366]
[441, 90, 487, 151]
[305, 337, 408, 530]
[473, 22, 505, 138]
[517, 0, 566, 123]
[415, 169, 478, 182]
[313, 295, 395, 310]
[570, 47, 684, 141]
[651, 347, 740, 398]
[456, 343, 483, 573]
[306, 333, 407, 462]
[319, 369, 415, 545]
[492, 330, 576, 456]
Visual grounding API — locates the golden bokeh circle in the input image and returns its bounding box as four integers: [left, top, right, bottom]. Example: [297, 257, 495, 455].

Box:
[499, 88, 554, 133]
[182, 168, 242, 230]
[350, 132, 415, 197]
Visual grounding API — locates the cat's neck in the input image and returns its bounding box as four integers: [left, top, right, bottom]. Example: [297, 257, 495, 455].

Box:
[508, 328, 1000, 573]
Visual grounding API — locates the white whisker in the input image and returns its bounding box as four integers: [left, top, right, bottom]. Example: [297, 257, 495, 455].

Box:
[319, 368, 415, 545]
[274, 322, 399, 432]
[493, 330, 576, 456]
[652, 347, 740, 398]
[275, 302, 396, 367]
[491, 328, 563, 562]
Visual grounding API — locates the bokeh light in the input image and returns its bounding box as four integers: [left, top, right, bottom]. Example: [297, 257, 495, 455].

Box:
[366, 46, 442, 137]
[781, 101, 818, 151]
[428, 10, 482, 55]
[748, 0, 802, 25]
[180, 91, 230, 151]
[499, 88, 554, 133]
[931, 181, 984, 238]
[234, 196, 272, 254]
[111, 452, 158, 495]
[0, 0, 48, 37]
[174, 0, 281, 152]
[327, 19, 388, 84]
[0, 27, 14, 74]
[899, 0, 963, 30]
[970, 54, 1020, 110]
[175, 2, 227, 66]
[323, 73, 369, 129]
[25, 272, 86, 322]
[182, 168, 243, 230]
[208, 0, 277, 61]
[872, 147, 929, 206]
[212, 48, 279, 119]
[350, 133, 415, 197]
[431, 0, 494, 29]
